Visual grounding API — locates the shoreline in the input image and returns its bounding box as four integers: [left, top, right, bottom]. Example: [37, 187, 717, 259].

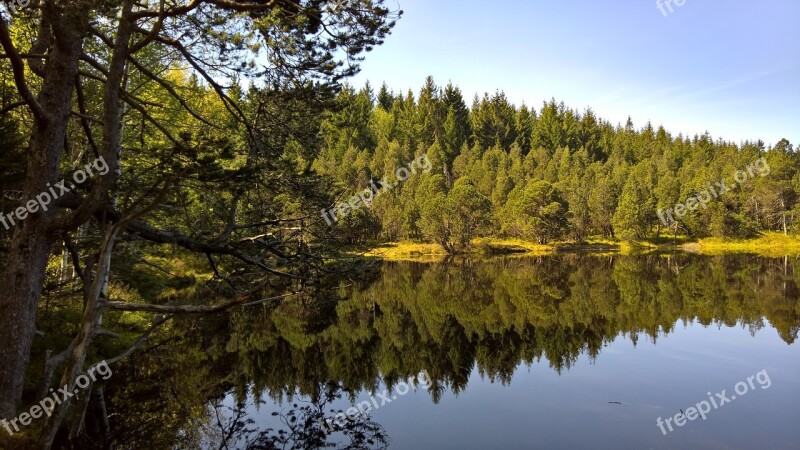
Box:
[356, 233, 800, 261]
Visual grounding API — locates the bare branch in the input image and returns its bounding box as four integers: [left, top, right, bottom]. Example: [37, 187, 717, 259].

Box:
[146, 33, 252, 128]
[0, 101, 26, 115]
[0, 19, 45, 120]
[93, 329, 121, 339]
[63, 234, 85, 281]
[118, 91, 180, 144]
[128, 0, 166, 54]
[125, 219, 301, 279]
[130, 0, 202, 19]
[105, 290, 300, 314]
[55, 192, 302, 279]
[75, 76, 101, 158]
[102, 315, 172, 366]
[70, 110, 102, 124]
[126, 55, 220, 129]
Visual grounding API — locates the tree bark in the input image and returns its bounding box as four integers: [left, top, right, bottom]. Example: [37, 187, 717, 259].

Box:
[0, 6, 90, 418]
[781, 198, 788, 235]
[37, 225, 118, 449]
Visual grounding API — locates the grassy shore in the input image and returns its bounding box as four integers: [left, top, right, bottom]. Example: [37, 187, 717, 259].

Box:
[359, 233, 800, 261]
[361, 238, 553, 262]
[359, 238, 635, 261]
[362, 242, 449, 261]
[682, 233, 800, 257]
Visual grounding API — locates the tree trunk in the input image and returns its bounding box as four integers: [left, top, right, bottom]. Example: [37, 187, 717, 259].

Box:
[781, 198, 788, 235]
[38, 226, 118, 449]
[0, 11, 88, 417]
[0, 217, 54, 418]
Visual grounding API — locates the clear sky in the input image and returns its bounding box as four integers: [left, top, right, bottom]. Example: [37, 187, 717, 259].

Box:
[351, 0, 800, 147]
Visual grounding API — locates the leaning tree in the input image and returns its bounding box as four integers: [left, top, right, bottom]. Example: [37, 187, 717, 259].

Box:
[0, 0, 399, 446]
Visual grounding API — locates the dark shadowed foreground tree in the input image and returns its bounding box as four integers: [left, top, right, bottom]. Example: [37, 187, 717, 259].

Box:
[0, 0, 398, 446]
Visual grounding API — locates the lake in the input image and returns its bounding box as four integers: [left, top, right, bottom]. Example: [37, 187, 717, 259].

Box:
[106, 254, 800, 449]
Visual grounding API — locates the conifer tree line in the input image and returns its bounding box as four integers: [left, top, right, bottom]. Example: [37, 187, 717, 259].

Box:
[314, 76, 798, 249]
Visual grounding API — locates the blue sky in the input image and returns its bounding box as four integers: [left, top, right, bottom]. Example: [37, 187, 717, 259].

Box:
[351, 0, 799, 147]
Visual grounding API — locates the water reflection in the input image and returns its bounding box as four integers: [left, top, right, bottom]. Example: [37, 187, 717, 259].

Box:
[99, 254, 799, 449]
[200, 388, 389, 449]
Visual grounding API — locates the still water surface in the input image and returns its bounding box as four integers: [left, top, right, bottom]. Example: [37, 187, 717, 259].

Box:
[113, 254, 800, 449]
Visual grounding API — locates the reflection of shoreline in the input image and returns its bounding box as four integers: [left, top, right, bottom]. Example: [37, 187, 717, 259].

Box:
[256, 254, 797, 392]
[99, 254, 799, 448]
[319, 370, 431, 435]
[220, 253, 798, 402]
[203, 389, 392, 449]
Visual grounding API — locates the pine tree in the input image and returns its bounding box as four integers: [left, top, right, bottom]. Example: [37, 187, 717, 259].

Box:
[501, 180, 569, 244]
[514, 104, 534, 154]
[612, 162, 656, 240]
[377, 82, 394, 111]
[418, 76, 443, 147]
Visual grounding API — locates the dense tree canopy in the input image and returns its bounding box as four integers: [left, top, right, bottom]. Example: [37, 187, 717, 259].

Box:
[314, 80, 798, 247]
[0, 1, 796, 444]
[0, 0, 399, 446]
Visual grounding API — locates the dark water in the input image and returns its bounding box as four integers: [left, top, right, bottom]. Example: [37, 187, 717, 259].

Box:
[108, 254, 800, 449]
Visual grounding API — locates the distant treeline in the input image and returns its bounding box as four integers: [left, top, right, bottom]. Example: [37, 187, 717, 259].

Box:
[314, 77, 798, 249]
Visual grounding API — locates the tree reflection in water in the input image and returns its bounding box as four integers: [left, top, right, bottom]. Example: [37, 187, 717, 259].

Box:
[203, 387, 389, 450]
[83, 254, 798, 449]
